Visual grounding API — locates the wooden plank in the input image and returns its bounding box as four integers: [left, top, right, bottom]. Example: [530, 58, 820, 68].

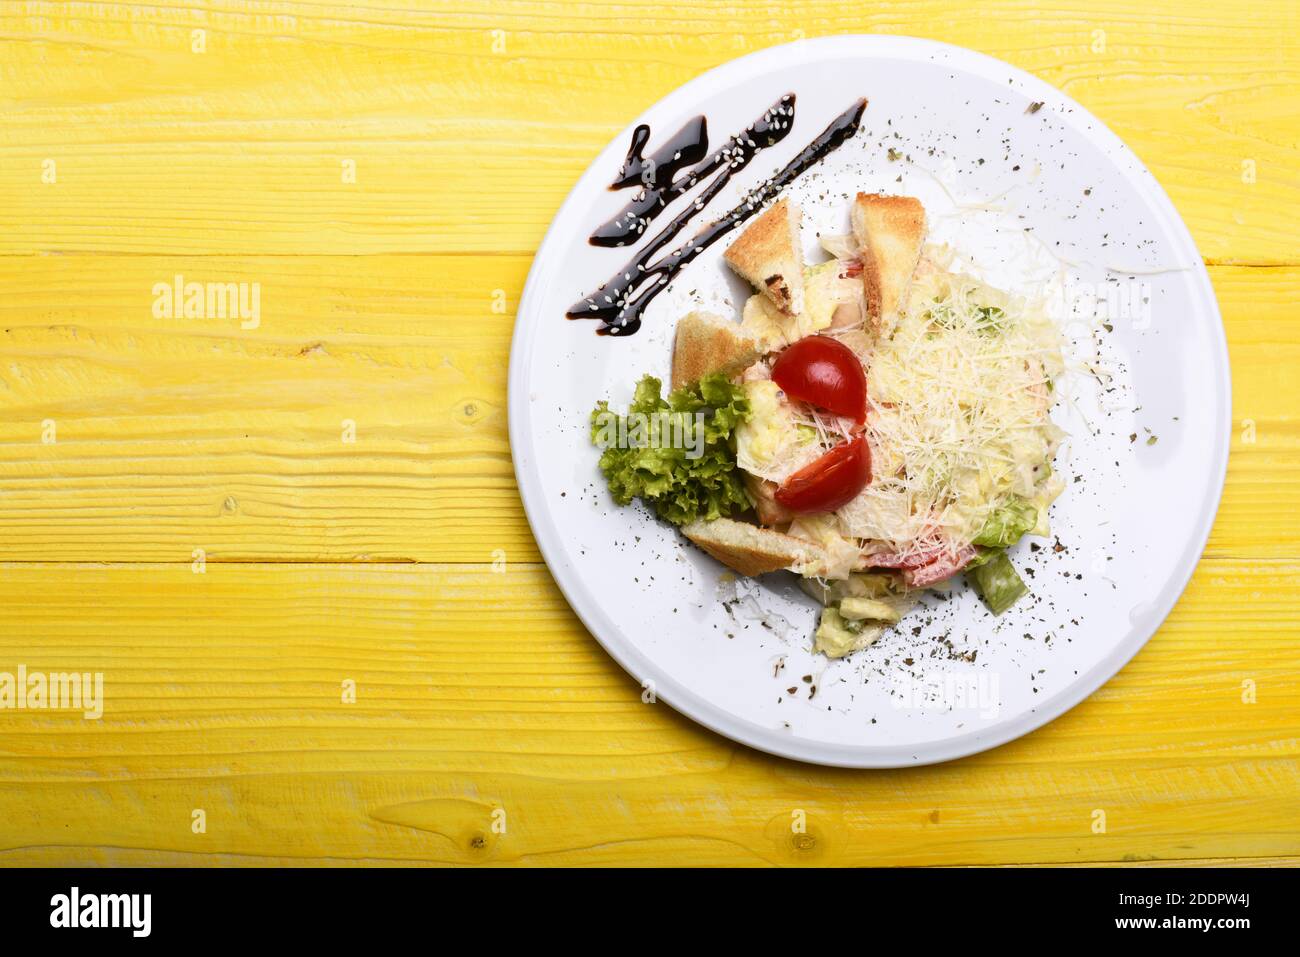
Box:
[0, 557, 1295, 866]
[2, 0, 1295, 873]
[0, 255, 1293, 563]
[0, 1, 1296, 261]
[0, 253, 537, 562]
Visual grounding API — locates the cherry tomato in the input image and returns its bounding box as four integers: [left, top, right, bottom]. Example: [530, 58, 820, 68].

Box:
[771, 335, 867, 423]
[774, 435, 872, 514]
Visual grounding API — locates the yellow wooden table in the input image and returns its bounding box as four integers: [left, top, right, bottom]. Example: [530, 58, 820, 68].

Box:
[1, 1, 1297, 867]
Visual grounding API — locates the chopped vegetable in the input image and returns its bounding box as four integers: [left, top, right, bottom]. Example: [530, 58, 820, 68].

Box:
[814, 606, 887, 658]
[967, 549, 1029, 615]
[971, 497, 1039, 548]
[973, 305, 1007, 334]
[590, 373, 751, 526]
[799, 570, 908, 606]
[771, 335, 867, 423]
[838, 596, 904, 623]
[775, 435, 872, 513]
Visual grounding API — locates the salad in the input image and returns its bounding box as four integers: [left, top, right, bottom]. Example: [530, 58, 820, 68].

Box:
[591, 192, 1066, 657]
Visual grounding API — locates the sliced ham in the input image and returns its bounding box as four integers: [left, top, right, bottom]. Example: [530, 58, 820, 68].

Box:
[745, 473, 794, 527]
[865, 543, 977, 586]
[902, 545, 977, 587]
[865, 543, 949, 569]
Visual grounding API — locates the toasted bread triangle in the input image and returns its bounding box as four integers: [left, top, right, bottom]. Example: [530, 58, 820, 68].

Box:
[682, 517, 826, 577]
[723, 198, 805, 315]
[670, 311, 762, 390]
[850, 194, 926, 335]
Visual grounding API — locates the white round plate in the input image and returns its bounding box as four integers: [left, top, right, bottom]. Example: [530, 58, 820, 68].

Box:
[508, 36, 1229, 767]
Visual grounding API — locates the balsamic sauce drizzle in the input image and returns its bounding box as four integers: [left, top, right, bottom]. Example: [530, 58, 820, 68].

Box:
[567, 95, 867, 336]
[591, 115, 709, 246]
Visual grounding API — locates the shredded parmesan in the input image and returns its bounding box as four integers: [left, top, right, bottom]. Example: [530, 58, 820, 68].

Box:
[836, 263, 1066, 560]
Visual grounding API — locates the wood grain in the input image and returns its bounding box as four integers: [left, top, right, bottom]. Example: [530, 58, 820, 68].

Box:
[0, 1, 1296, 261]
[0, 256, 1295, 563]
[0, 558, 1296, 866]
[0, 0, 1296, 866]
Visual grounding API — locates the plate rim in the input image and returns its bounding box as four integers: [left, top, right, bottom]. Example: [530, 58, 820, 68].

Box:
[507, 34, 1232, 768]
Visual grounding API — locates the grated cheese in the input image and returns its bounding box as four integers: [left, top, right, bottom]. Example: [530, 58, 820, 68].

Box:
[835, 261, 1066, 560]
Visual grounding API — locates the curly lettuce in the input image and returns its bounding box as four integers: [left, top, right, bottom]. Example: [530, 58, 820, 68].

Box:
[590, 373, 751, 526]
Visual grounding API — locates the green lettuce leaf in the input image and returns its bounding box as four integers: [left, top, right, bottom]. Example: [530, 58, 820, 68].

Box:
[967, 548, 1029, 615]
[590, 373, 752, 526]
[971, 497, 1039, 548]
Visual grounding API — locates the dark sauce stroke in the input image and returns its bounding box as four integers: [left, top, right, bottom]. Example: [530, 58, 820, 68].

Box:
[592, 115, 709, 245]
[567, 96, 867, 337]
